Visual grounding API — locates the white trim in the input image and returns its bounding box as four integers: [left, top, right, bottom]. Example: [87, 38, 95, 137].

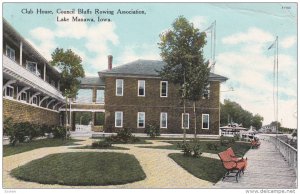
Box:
[32, 96, 38, 106]
[182, 113, 189, 129]
[3, 80, 16, 91]
[20, 91, 27, 102]
[6, 45, 15, 61]
[160, 112, 168, 128]
[202, 114, 210, 130]
[137, 112, 145, 128]
[160, 81, 168, 97]
[115, 111, 123, 128]
[137, 80, 145, 97]
[29, 92, 41, 103]
[116, 79, 124, 96]
[59, 108, 105, 112]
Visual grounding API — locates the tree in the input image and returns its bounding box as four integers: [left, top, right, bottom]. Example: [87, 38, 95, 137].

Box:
[50, 48, 85, 138]
[220, 99, 264, 129]
[251, 114, 264, 130]
[158, 16, 208, 141]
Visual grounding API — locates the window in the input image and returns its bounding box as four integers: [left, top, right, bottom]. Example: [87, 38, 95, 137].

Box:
[6, 45, 15, 61]
[20, 92, 27, 102]
[138, 80, 145, 96]
[160, 81, 168, 97]
[32, 96, 37, 105]
[116, 79, 123, 96]
[26, 61, 38, 75]
[160, 112, 168, 128]
[96, 89, 104, 103]
[137, 112, 145, 128]
[50, 80, 56, 87]
[94, 112, 105, 126]
[182, 113, 189, 129]
[115, 111, 123, 127]
[5, 85, 14, 98]
[202, 83, 210, 99]
[76, 89, 93, 103]
[202, 114, 209, 129]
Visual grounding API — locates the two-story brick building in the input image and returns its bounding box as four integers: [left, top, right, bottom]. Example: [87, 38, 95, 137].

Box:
[97, 58, 227, 135]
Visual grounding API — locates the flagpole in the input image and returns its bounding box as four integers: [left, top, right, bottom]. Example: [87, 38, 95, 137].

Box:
[276, 36, 279, 136]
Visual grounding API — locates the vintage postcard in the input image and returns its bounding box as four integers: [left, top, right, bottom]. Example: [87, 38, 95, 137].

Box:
[2, 1, 298, 193]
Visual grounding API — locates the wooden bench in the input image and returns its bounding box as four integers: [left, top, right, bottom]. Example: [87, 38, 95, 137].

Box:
[251, 139, 261, 149]
[218, 148, 247, 182]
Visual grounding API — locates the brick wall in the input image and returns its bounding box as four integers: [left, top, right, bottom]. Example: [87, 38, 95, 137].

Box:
[3, 98, 60, 126]
[104, 76, 221, 134]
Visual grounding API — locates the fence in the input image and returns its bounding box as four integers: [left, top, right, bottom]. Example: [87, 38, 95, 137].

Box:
[263, 135, 297, 174]
[75, 124, 92, 132]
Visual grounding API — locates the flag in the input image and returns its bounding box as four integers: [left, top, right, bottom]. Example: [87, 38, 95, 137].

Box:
[268, 42, 275, 50]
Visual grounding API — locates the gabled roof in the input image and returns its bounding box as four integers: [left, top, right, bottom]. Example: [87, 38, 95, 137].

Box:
[99, 59, 228, 82]
[78, 77, 105, 86]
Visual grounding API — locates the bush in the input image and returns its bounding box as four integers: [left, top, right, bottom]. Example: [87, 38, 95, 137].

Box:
[220, 136, 235, 146]
[106, 128, 140, 143]
[3, 117, 14, 136]
[92, 140, 112, 148]
[206, 142, 219, 150]
[52, 126, 69, 139]
[177, 141, 202, 158]
[145, 123, 160, 138]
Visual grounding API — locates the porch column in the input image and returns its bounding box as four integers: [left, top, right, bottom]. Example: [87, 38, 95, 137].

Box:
[91, 112, 95, 131]
[20, 41, 23, 66]
[43, 63, 46, 81]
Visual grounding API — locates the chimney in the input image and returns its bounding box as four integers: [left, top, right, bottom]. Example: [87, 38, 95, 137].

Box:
[108, 55, 113, 70]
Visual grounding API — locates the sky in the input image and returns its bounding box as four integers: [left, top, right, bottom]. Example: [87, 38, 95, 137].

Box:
[3, 2, 297, 128]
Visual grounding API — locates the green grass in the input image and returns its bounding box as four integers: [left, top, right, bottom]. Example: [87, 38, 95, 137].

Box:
[169, 153, 227, 183]
[11, 152, 146, 186]
[139, 141, 251, 156]
[71, 145, 129, 150]
[3, 139, 81, 157]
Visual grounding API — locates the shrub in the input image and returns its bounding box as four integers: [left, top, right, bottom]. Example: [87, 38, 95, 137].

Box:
[220, 136, 235, 146]
[206, 142, 219, 150]
[177, 141, 202, 158]
[145, 123, 160, 138]
[52, 126, 69, 139]
[92, 140, 112, 148]
[106, 128, 140, 143]
[3, 117, 14, 136]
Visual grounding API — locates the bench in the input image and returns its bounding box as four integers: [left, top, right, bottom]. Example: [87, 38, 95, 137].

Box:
[251, 139, 261, 149]
[218, 148, 247, 182]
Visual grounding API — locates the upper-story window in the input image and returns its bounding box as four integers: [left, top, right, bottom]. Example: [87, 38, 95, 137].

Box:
[6, 45, 15, 61]
[137, 112, 145, 128]
[96, 89, 104, 103]
[138, 80, 145, 96]
[76, 89, 93, 103]
[160, 81, 168, 97]
[50, 80, 56, 87]
[202, 114, 210, 129]
[26, 61, 38, 75]
[202, 83, 210, 99]
[4, 85, 14, 99]
[182, 113, 189, 129]
[116, 79, 123, 96]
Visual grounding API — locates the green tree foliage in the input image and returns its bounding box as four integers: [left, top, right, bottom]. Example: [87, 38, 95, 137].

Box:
[50, 48, 85, 98]
[220, 99, 264, 129]
[158, 16, 210, 139]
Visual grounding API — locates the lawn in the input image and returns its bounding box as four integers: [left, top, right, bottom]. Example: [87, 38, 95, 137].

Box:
[90, 137, 152, 144]
[169, 153, 227, 183]
[139, 140, 251, 156]
[3, 138, 81, 157]
[11, 152, 146, 186]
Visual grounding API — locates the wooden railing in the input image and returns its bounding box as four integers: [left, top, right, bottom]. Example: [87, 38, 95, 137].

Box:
[262, 134, 297, 174]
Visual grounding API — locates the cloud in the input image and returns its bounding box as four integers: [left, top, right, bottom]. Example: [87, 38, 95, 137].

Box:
[218, 27, 296, 128]
[280, 36, 297, 49]
[222, 27, 274, 45]
[190, 16, 208, 31]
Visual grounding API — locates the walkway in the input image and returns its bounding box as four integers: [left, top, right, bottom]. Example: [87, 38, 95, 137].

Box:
[214, 137, 297, 188]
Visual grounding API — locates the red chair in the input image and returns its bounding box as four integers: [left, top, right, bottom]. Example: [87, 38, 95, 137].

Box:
[218, 150, 247, 182]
